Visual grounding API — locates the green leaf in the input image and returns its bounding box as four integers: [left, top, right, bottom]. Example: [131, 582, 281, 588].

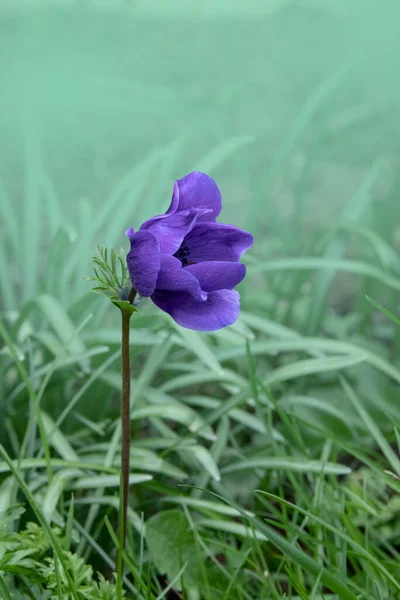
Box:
[187, 445, 221, 482]
[34, 295, 89, 371]
[0, 458, 118, 475]
[41, 412, 79, 461]
[221, 458, 351, 476]
[163, 496, 254, 518]
[171, 323, 224, 375]
[248, 257, 400, 293]
[111, 299, 137, 314]
[365, 295, 400, 328]
[131, 404, 216, 442]
[146, 510, 200, 590]
[91, 287, 116, 298]
[264, 355, 365, 387]
[75, 496, 144, 535]
[111, 247, 117, 274]
[160, 368, 246, 393]
[0, 572, 13, 600]
[199, 519, 267, 540]
[42, 469, 79, 522]
[46, 227, 74, 301]
[68, 473, 152, 490]
[217, 336, 400, 386]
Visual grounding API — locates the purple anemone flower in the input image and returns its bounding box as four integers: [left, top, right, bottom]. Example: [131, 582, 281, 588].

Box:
[125, 172, 253, 331]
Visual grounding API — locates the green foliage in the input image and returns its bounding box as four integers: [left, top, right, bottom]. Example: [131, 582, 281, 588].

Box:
[88, 575, 125, 600]
[0, 513, 122, 599]
[85, 246, 137, 314]
[146, 510, 203, 591]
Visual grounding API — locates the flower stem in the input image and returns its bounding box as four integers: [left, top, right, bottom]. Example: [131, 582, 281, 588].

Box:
[118, 307, 132, 565]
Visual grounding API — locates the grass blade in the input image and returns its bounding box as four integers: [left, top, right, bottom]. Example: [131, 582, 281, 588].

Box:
[197, 488, 359, 600]
[366, 295, 400, 327]
[340, 376, 400, 477]
[221, 458, 351, 476]
[256, 490, 400, 593]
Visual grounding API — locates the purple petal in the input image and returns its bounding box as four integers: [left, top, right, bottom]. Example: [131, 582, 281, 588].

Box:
[185, 262, 246, 292]
[126, 229, 160, 297]
[184, 222, 254, 263]
[152, 289, 240, 331]
[156, 255, 207, 301]
[174, 172, 222, 222]
[140, 208, 210, 255]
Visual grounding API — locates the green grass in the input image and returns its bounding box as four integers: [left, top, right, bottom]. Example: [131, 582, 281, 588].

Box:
[2, 1, 400, 598]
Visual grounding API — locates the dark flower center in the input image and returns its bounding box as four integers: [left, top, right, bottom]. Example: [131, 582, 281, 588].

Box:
[174, 240, 191, 266]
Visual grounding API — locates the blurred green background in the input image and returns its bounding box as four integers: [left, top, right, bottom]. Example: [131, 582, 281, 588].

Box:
[2, 0, 400, 310]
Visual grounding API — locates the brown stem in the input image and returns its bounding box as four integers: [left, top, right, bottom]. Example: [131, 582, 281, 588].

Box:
[127, 286, 136, 305]
[118, 307, 132, 565]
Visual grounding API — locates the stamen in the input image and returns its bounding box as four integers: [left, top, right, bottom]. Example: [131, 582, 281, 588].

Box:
[174, 240, 191, 266]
